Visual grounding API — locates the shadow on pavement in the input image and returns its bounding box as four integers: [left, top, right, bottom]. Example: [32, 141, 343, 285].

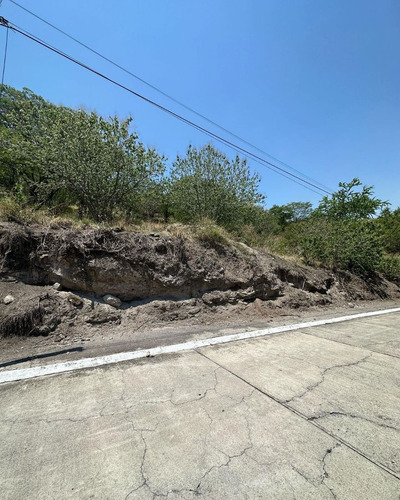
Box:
[0, 347, 84, 368]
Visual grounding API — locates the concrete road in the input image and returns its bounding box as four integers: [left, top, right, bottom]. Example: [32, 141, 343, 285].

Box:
[0, 311, 399, 499]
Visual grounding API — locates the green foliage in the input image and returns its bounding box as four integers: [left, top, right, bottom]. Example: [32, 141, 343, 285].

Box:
[0, 86, 53, 199]
[0, 195, 21, 221]
[269, 201, 313, 230]
[0, 194, 44, 224]
[378, 255, 400, 281]
[0, 85, 165, 221]
[376, 207, 400, 254]
[297, 219, 382, 274]
[45, 110, 165, 221]
[1, 85, 399, 282]
[168, 144, 265, 228]
[284, 179, 390, 275]
[239, 204, 281, 235]
[231, 205, 281, 248]
[129, 181, 169, 222]
[0, 128, 21, 189]
[313, 178, 388, 220]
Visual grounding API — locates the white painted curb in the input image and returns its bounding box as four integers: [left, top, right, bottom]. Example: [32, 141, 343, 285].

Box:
[1, 307, 399, 384]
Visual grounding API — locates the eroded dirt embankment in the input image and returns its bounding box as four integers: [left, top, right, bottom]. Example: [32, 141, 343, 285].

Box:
[1, 222, 399, 340]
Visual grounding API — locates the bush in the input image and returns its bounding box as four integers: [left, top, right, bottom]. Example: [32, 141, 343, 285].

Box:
[376, 208, 400, 254]
[297, 219, 382, 275]
[0, 195, 21, 221]
[0, 194, 45, 224]
[168, 144, 265, 228]
[0, 85, 166, 222]
[378, 255, 400, 280]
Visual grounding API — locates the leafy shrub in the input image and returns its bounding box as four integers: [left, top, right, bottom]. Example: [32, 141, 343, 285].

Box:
[378, 255, 400, 280]
[168, 144, 265, 228]
[297, 219, 382, 275]
[0, 195, 21, 221]
[0, 194, 45, 224]
[0, 85, 166, 222]
[376, 208, 400, 254]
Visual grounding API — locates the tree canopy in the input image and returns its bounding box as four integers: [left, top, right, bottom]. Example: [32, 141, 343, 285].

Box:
[0, 85, 165, 221]
[168, 144, 265, 227]
[313, 178, 388, 220]
[269, 202, 313, 229]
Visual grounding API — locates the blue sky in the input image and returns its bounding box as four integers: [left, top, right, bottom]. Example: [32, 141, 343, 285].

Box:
[1, 0, 399, 208]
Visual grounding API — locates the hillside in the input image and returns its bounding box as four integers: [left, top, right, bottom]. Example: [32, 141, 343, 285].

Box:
[1, 221, 399, 347]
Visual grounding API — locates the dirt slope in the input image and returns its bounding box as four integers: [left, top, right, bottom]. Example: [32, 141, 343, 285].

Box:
[1, 222, 399, 341]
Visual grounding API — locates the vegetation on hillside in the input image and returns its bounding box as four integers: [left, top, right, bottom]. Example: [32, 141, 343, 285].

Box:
[1, 85, 399, 278]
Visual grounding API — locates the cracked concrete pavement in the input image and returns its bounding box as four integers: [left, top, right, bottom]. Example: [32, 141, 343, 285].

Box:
[0, 311, 399, 499]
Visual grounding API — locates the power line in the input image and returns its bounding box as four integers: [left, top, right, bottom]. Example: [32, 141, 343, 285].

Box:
[0, 17, 332, 196]
[1, 19, 9, 88]
[228, 147, 324, 197]
[7, 0, 333, 194]
[0, 17, 330, 196]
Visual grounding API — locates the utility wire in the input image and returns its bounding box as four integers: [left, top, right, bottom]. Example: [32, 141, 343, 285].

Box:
[0, 18, 330, 196]
[7, 0, 333, 194]
[0, 17, 331, 196]
[1, 20, 9, 88]
[222, 142, 324, 196]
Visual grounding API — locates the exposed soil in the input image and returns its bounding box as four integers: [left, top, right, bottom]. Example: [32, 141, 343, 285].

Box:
[1, 221, 399, 352]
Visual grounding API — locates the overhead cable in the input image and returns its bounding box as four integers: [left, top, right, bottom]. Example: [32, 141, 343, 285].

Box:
[1, 17, 9, 87]
[0, 17, 332, 195]
[7, 0, 333, 194]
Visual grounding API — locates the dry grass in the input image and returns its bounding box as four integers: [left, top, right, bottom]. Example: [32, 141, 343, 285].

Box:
[114, 218, 233, 247]
[0, 197, 301, 261]
[0, 196, 49, 225]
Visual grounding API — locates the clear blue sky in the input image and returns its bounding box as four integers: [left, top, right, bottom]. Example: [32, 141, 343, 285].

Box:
[1, 0, 399, 208]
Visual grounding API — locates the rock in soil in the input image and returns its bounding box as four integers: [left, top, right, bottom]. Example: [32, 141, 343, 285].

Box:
[3, 295, 14, 305]
[103, 294, 122, 308]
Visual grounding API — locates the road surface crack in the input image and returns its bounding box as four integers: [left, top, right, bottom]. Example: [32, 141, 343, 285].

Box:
[169, 367, 220, 407]
[321, 443, 341, 499]
[290, 465, 318, 487]
[309, 411, 399, 432]
[283, 353, 372, 404]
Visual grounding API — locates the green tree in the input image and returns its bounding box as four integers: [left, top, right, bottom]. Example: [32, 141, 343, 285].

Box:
[168, 144, 265, 227]
[376, 207, 400, 254]
[0, 86, 56, 201]
[45, 110, 165, 221]
[269, 201, 313, 230]
[0, 85, 165, 221]
[313, 178, 388, 220]
[292, 179, 388, 275]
